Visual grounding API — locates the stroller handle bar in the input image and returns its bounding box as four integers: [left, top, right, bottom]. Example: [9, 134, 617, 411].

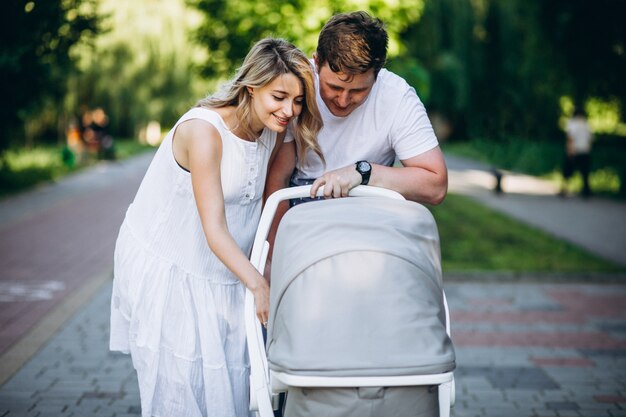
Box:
[250, 185, 404, 272]
[268, 183, 404, 202]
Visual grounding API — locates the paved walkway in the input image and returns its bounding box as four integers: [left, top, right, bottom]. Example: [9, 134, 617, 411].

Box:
[446, 154, 626, 268]
[0, 151, 625, 417]
[0, 153, 154, 383]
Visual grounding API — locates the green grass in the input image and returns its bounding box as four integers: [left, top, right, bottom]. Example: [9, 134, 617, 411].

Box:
[431, 193, 624, 273]
[442, 138, 624, 197]
[0, 139, 153, 198]
[114, 139, 155, 160]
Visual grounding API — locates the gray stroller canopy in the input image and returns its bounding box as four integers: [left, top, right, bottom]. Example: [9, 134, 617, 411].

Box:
[268, 196, 455, 377]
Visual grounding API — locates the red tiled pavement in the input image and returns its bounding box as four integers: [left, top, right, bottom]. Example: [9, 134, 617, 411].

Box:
[451, 310, 589, 324]
[0, 159, 147, 356]
[593, 395, 626, 403]
[530, 357, 595, 367]
[452, 330, 626, 349]
[546, 288, 626, 316]
[451, 286, 626, 326]
[450, 285, 626, 349]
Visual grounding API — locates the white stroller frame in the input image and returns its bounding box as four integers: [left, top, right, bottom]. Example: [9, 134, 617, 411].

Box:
[245, 185, 455, 417]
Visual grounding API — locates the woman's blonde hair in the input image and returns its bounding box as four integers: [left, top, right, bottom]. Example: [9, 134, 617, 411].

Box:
[197, 38, 324, 166]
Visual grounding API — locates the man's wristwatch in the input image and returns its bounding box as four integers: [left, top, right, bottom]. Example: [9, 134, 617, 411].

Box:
[355, 160, 372, 185]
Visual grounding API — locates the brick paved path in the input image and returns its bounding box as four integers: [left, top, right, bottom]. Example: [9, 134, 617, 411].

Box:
[1, 280, 625, 417]
[0, 153, 153, 376]
[448, 282, 626, 417]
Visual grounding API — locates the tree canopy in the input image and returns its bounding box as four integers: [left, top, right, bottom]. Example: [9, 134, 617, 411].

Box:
[401, 0, 626, 141]
[189, 0, 426, 78]
[1, 0, 624, 157]
[0, 0, 99, 152]
[68, 0, 208, 138]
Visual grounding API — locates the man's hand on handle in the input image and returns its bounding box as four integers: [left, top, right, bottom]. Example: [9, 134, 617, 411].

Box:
[310, 164, 362, 198]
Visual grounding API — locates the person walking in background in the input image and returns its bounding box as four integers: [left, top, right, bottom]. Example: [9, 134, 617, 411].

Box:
[561, 107, 594, 198]
[109, 38, 322, 417]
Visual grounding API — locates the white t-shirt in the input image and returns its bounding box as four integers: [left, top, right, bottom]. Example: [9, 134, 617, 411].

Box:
[566, 117, 593, 153]
[288, 67, 439, 179]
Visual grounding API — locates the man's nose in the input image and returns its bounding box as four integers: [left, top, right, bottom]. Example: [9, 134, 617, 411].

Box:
[336, 91, 350, 107]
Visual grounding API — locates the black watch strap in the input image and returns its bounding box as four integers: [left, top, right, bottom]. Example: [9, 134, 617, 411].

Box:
[355, 160, 372, 185]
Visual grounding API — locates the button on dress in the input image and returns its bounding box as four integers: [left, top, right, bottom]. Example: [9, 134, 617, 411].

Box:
[110, 107, 276, 417]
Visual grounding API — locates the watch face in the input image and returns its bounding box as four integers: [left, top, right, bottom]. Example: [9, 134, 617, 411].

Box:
[357, 161, 371, 172]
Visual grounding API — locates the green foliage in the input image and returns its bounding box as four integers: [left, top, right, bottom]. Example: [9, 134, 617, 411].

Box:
[431, 193, 624, 272]
[110, 139, 154, 160]
[443, 138, 563, 175]
[0, 146, 69, 196]
[0, 0, 100, 151]
[189, 0, 426, 78]
[0, 139, 152, 198]
[6, 0, 624, 164]
[386, 56, 430, 102]
[442, 136, 626, 196]
[190, 0, 316, 78]
[67, 0, 210, 138]
[398, 0, 625, 142]
[541, 0, 626, 109]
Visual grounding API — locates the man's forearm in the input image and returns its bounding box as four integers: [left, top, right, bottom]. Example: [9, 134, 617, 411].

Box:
[369, 163, 448, 205]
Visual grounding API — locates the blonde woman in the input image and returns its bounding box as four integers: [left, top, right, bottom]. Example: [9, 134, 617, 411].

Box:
[109, 38, 323, 417]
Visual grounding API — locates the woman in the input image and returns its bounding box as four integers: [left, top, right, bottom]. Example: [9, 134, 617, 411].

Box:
[109, 38, 323, 417]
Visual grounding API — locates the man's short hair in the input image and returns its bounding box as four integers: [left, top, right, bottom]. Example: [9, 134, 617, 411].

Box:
[316, 11, 388, 78]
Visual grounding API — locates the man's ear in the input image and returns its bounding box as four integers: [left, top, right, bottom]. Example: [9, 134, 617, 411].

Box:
[312, 53, 320, 72]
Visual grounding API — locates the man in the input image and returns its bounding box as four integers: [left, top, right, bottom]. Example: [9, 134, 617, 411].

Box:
[265, 11, 445, 417]
[266, 10, 447, 206]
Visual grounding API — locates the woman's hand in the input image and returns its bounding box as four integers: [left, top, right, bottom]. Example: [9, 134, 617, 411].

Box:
[250, 277, 270, 327]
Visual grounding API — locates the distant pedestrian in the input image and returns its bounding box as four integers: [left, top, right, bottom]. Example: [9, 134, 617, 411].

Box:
[560, 107, 594, 198]
[108, 38, 322, 417]
[63, 118, 83, 167]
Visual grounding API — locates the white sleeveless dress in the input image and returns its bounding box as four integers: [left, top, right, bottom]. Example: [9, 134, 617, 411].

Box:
[110, 107, 277, 417]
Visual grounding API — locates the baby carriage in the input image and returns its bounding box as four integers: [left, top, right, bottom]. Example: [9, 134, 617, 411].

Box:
[245, 186, 456, 417]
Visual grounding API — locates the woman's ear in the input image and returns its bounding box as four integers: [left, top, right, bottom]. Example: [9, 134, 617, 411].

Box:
[246, 86, 254, 97]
